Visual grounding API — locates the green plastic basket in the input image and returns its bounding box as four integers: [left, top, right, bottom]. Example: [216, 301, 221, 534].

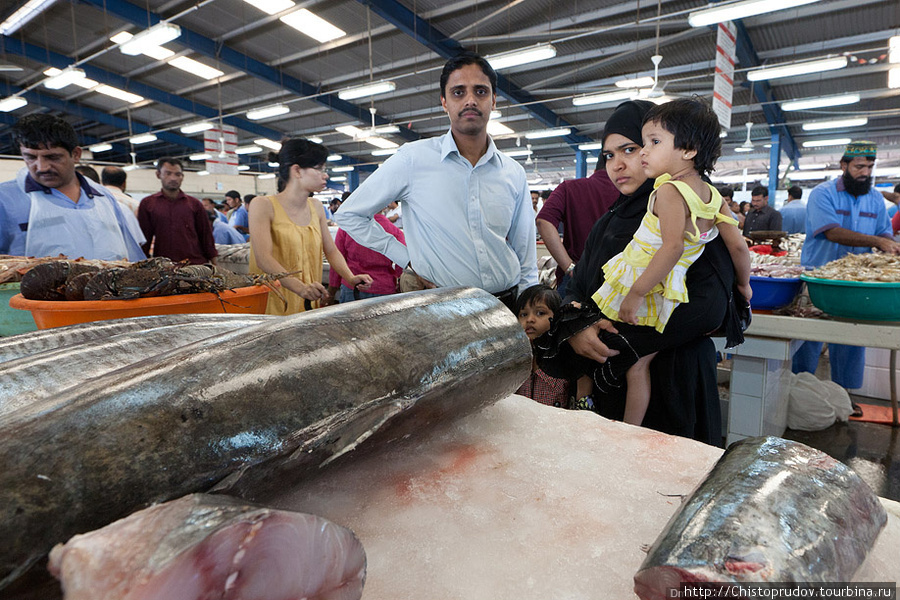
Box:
[800, 274, 900, 321]
[0, 282, 38, 336]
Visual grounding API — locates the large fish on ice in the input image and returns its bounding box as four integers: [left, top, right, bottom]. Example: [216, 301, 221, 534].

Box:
[48, 494, 366, 600]
[634, 436, 887, 599]
[0, 287, 530, 592]
[0, 314, 272, 424]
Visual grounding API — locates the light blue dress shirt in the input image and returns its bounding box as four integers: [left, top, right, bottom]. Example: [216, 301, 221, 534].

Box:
[779, 201, 806, 235]
[801, 178, 891, 268]
[335, 130, 537, 294]
[212, 219, 246, 245]
[0, 169, 146, 261]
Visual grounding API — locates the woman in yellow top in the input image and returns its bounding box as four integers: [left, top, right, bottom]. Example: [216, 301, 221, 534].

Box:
[590, 98, 751, 427]
[249, 138, 372, 315]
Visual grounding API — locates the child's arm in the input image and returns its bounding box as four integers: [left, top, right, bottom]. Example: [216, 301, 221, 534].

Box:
[717, 203, 753, 301]
[618, 185, 687, 324]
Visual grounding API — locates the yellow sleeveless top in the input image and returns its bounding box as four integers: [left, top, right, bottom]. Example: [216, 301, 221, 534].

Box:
[249, 195, 323, 315]
[591, 174, 738, 332]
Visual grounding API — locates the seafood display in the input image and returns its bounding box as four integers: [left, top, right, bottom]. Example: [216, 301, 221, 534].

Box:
[0, 287, 530, 591]
[807, 253, 900, 282]
[633, 437, 887, 599]
[0, 255, 128, 285]
[19, 258, 281, 301]
[0, 314, 272, 423]
[749, 264, 806, 278]
[48, 494, 366, 600]
[749, 233, 805, 267]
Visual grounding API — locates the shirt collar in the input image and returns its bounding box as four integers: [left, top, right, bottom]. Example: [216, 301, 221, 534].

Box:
[24, 171, 103, 199]
[440, 129, 500, 167]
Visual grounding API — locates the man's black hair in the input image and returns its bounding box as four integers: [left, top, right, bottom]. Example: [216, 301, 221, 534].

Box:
[225, 189, 241, 200]
[75, 165, 100, 182]
[439, 50, 497, 98]
[751, 185, 768, 197]
[718, 185, 734, 199]
[156, 157, 183, 171]
[12, 114, 79, 153]
[787, 185, 802, 200]
[101, 166, 127, 188]
[515, 284, 561, 317]
[642, 97, 722, 177]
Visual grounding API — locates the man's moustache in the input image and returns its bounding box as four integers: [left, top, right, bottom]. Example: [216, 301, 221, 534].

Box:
[459, 109, 482, 117]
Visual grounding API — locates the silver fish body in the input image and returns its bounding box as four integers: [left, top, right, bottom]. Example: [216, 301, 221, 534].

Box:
[0, 287, 530, 591]
[634, 437, 888, 599]
[48, 494, 366, 600]
[0, 313, 271, 365]
[0, 315, 273, 425]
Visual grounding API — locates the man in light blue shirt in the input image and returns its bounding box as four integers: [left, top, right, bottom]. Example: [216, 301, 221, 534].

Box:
[335, 51, 537, 309]
[208, 209, 246, 245]
[779, 185, 806, 235]
[0, 114, 145, 261]
[793, 141, 900, 415]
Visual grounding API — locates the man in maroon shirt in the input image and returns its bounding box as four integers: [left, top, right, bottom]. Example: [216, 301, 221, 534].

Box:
[536, 164, 619, 296]
[138, 157, 217, 265]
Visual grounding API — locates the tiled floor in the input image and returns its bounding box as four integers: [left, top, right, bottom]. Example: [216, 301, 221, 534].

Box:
[783, 398, 900, 503]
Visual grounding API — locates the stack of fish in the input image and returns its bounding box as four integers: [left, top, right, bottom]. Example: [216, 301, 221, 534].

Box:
[0, 287, 532, 598]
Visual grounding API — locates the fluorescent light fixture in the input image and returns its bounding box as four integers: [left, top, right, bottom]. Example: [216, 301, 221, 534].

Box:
[0, 96, 28, 112]
[280, 9, 346, 43]
[747, 57, 847, 81]
[337, 81, 396, 101]
[308, 136, 323, 144]
[688, 0, 822, 27]
[336, 125, 362, 138]
[371, 148, 398, 156]
[789, 169, 842, 180]
[169, 56, 224, 80]
[890, 67, 900, 90]
[123, 164, 140, 172]
[798, 162, 828, 170]
[120, 23, 181, 56]
[487, 121, 515, 136]
[246, 104, 289, 120]
[129, 133, 157, 144]
[891, 36, 899, 63]
[180, 121, 215, 134]
[802, 117, 868, 131]
[374, 125, 400, 135]
[143, 45, 176, 60]
[486, 44, 556, 71]
[525, 127, 571, 140]
[572, 89, 637, 106]
[332, 166, 354, 172]
[43, 67, 97, 89]
[189, 153, 212, 161]
[720, 131, 728, 138]
[586, 156, 599, 164]
[243, 0, 295, 15]
[197, 170, 210, 176]
[734, 146, 754, 152]
[504, 149, 533, 158]
[0, 0, 57, 36]
[577, 142, 604, 151]
[330, 176, 347, 182]
[237, 165, 250, 171]
[365, 137, 399, 149]
[254, 138, 282, 151]
[88, 143, 113, 153]
[615, 76, 655, 88]
[258, 173, 277, 180]
[802, 138, 851, 148]
[235, 145, 263, 154]
[327, 154, 342, 162]
[781, 94, 859, 111]
[110, 31, 133, 44]
[645, 94, 676, 105]
[268, 161, 279, 167]
[490, 110, 502, 119]
[44, 67, 86, 90]
[93, 84, 144, 104]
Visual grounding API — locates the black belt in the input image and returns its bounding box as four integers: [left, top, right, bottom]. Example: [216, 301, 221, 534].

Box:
[492, 285, 518, 312]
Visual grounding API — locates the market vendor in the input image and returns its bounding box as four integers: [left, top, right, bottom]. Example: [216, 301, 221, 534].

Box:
[793, 141, 900, 415]
[0, 114, 145, 261]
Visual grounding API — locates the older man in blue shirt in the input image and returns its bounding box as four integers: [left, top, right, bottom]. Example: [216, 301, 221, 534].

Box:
[793, 141, 900, 416]
[0, 114, 144, 261]
[335, 51, 537, 310]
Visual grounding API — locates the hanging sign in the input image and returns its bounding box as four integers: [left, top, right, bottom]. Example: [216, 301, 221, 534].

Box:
[204, 125, 238, 175]
[713, 21, 737, 131]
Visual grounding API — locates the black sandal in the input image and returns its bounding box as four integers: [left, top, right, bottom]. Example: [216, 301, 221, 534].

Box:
[850, 402, 864, 418]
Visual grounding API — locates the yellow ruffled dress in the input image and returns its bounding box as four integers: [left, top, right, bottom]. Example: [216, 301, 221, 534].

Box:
[592, 174, 738, 333]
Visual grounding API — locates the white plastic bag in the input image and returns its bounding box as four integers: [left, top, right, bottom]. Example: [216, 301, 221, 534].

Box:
[786, 372, 853, 431]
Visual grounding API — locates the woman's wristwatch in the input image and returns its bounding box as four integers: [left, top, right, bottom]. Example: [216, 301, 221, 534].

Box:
[565, 262, 576, 275]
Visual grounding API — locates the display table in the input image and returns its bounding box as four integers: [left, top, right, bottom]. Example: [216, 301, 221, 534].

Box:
[717, 314, 900, 446]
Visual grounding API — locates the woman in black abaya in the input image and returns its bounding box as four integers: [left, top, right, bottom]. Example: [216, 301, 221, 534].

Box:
[536, 100, 733, 447]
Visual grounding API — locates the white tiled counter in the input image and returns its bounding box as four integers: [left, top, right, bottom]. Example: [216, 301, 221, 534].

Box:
[717, 314, 900, 446]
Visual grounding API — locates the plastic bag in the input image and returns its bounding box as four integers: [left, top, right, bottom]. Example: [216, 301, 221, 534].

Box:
[786, 372, 854, 431]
